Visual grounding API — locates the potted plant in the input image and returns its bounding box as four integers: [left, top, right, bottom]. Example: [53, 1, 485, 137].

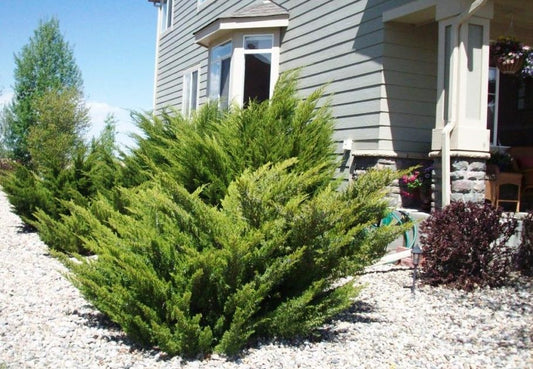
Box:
[490, 36, 530, 75]
[400, 166, 432, 210]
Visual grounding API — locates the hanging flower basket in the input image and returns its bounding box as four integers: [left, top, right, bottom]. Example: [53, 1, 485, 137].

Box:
[490, 36, 528, 76]
[496, 56, 525, 75]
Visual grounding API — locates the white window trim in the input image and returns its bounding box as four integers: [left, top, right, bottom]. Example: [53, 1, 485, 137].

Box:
[182, 66, 201, 117]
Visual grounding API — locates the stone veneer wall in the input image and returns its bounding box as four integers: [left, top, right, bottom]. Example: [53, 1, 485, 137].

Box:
[450, 158, 487, 203]
[432, 157, 487, 209]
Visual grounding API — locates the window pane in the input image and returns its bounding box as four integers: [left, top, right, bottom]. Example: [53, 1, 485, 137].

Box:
[209, 60, 221, 99]
[183, 73, 191, 116]
[167, 0, 173, 28]
[212, 41, 232, 60]
[487, 67, 498, 145]
[220, 58, 231, 108]
[209, 42, 232, 107]
[191, 70, 198, 112]
[244, 35, 273, 50]
[244, 53, 271, 105]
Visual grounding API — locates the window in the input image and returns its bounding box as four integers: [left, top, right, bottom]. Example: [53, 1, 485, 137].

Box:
[487, 68, 533, 147]
[243, 35, 273, 106]
[183, 68, 199, 117]
[209, 41, 232, 109]
[160, 0, 173, 32]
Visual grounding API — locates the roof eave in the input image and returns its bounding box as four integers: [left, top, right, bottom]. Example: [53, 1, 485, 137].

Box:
[194, 14, 289, 47]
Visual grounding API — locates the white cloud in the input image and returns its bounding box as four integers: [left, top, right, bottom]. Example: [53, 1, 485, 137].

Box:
[0, 90, 14, 108]
[0, 94, 140, 150]
[87, 101, 141, 149]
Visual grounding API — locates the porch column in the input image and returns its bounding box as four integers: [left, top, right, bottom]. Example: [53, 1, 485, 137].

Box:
[430, 1, 493, 208]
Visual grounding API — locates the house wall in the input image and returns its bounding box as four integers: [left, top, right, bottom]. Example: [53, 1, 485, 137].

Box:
[154, 0, 257, 111]
[153, 0, 437, 156]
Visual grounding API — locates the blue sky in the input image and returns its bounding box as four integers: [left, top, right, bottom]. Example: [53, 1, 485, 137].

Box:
[0, 1, 159, 148]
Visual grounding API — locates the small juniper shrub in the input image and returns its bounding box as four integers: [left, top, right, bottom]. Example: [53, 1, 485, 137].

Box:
[514, 211, 533, 276]
[419, 202, 518, 291]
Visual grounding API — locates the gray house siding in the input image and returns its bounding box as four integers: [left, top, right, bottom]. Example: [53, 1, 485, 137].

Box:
[153, 0, 437, 156]
[154, 0, 257, 112]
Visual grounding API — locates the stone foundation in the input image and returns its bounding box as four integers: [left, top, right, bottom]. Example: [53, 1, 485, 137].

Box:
[351, 155, 488, 211]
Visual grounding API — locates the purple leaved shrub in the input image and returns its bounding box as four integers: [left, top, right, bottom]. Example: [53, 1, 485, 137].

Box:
[419, 202, 518, 291]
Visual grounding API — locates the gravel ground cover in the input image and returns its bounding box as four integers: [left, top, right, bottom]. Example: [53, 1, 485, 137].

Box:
[0, 189, 532, 369]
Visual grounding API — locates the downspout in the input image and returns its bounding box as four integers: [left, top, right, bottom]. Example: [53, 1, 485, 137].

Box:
[441, 0, 488, 207]
[152, 2, 162, 111]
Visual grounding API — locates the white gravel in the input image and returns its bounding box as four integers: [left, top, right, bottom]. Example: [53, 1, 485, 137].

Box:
[0, 189, 532, 369]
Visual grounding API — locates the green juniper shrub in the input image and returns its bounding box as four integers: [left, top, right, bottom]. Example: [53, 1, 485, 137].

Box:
[122, 69, 336, 207]
[1, 164, 57, 226]
[36, 72, 406, 356]
[64, 160, 402, 357]
[2, 119, 123, 251]
[419, 201, 518, 291]
[514, 211, 533, 276]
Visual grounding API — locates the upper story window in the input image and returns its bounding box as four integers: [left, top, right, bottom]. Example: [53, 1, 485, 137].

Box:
[194, 0, 288, 108]
[183, 67, 200, 117]
[243, 35, 273, 106]
[209, 41, 232, 109]
[160, 0, 173, 32]
[207, 35, 276, 109]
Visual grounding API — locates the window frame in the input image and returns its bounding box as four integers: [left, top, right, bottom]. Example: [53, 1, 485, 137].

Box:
[182, 66, 201, 117]
[160, 0, 173, 33]
[242, 34, 274, 105]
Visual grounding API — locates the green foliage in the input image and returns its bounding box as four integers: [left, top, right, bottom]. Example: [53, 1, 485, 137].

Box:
[419, 202, 518, 291]
[26, 72, 403, 355]
[2, 117, 123, 245]
[1, 17, 84, 164]
[124, 70, 335, 206]
[28, 87, 89, 174]
[64, 160, 400, 357]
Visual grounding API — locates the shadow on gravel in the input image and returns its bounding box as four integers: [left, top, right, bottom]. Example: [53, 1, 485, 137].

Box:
[216, 300, 384, 364]
[355, 266, 411, 276]
[16, 223, 37, 234]
[71, 307, 153, 354]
